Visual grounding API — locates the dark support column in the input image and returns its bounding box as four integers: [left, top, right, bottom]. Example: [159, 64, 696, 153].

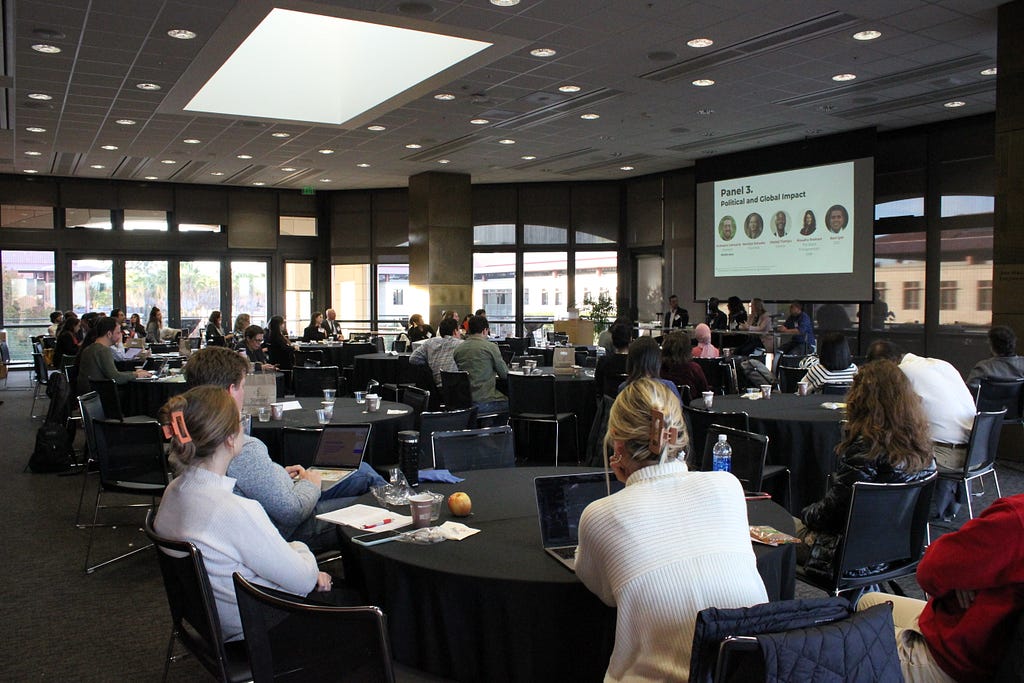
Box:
[408, 172, 473, 328]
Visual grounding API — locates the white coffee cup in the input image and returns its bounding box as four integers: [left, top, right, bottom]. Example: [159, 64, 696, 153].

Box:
[702, 391, 714, 409]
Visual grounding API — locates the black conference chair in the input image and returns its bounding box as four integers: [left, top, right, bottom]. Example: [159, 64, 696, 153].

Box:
[401, 386, 430, 421]
[700, 425, 770, 491]
[144, 513, 252, 683]
[796, 474, 937, 604]
[391, 339, 407, 353]
[294, 349, 323, 368]
[778, 366, 809, 394]
[820, 383, 852, 396]
[291, 366, 339, 397]
[89, 378, 131, 421]
[507, 373, 578, 466]
[440, 371, 473, 410]
[975, 378, 1024, 423]
[418, 407, 478, 468]
[75, 391, 106, 528]
[938, 409, 1006, 519]
[601, 372, 627, 399]
[85, 419, 169, 574]
[693, 357, 727, 394]
[431, 426, 516, 472]
[233, 573, 395, 683]
[682, 405, 749, 470]
[30, 351, 51, 418]
[497, 344, 513, 364]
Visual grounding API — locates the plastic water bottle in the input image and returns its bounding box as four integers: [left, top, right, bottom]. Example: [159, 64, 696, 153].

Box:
[712, 434, 732, 472]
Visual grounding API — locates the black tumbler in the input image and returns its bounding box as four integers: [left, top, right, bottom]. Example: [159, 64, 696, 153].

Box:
[397, 430, 420, 487]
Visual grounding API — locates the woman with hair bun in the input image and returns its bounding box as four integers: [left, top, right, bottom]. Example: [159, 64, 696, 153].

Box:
[154, 385, 329, 642]
[575, 379, 768, 681]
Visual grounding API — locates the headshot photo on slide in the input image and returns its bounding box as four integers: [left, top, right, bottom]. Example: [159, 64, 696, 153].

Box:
[826, 204, 848, 232]
[771, 211, 788, 238]
[719, 215, 737, 241]
[744, 213, 763, 239]
[801, 210, 816, 236]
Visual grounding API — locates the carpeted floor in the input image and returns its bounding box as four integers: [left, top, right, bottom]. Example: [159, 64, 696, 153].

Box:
[1, 369, 1021, 680]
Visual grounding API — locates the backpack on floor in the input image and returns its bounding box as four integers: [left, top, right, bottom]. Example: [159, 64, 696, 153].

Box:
[28, 371, 74, 473]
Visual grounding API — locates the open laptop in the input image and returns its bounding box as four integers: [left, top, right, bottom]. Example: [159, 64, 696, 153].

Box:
[535, 472, 624, 571]
[308, 425, 372, 490]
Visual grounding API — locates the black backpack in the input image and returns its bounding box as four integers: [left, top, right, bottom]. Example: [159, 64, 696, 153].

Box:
[28, 371, 74, 473]
[739, 358, 775, 389]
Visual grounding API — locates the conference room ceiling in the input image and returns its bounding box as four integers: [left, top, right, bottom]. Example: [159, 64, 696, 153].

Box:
[5, 0, 1000, 190]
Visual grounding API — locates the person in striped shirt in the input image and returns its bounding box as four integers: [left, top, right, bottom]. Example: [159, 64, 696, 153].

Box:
[798, 332, 858, 392]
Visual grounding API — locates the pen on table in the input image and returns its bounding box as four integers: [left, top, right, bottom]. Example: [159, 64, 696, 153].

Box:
[362, 519, 392, 529]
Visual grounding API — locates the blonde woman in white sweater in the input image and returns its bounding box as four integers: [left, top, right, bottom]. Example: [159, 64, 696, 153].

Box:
[575, 379, 768, 682]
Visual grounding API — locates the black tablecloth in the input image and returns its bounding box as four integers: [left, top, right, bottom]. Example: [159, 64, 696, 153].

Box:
[127, 372, 287, 417]
[296, 342, 377, 370]
[340, 466, 795, 682]
[690, 393, 844, 511]
[250, 396, 415, 468]
[498, 368, 597, 460]
[352, 352, 416, 390]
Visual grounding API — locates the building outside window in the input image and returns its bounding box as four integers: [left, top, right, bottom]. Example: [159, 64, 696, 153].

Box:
[903, 281, 922, 311]
[939, 281, 958, 311]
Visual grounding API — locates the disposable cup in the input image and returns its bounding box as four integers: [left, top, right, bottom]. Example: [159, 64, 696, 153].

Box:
[760, 384, 772, 399]
[797, 381, 810, 396]
[409, 494, 434, 529]
[323, 388, 336, 400]
[271, 404, 284, 420]
[702, 391, 714, 409]
[257, 406, 271, 423]
[354, 391, 366, 404]
[315, 408, 330, 425]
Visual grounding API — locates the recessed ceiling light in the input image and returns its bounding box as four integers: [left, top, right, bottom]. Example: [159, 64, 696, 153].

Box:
[490, 0, 520, 5]
[31, 44, 62, 54]
[160, 159, 177, 164]
[981, 67, 997, 76]
[100, 145, 119, 150]
[692, 79, 715, 87]
[25, 126, 46, 133]
[252, 181, 265, 186]
[318, 148, 335, 154]
[27, 93, 52, 100]
[437, 159, 450, 164]
[620, 166, 635, 171]
[281, 167, 297, 172]
[405, 143, 422, 149]
[24, 151, 42, 156]
[498, 139, 516, 145]
[136, 82, 161, 91]
[521, 155, 536, 160]
[271, 131, 291, 137]
[687, 38, 714, 48]
[144, 176, 158, 180]
[115, 119, 136, 125]
[319, 178, 332, 183]
[434, 93, 455, 100]
[210, 171, 225, 176]
[530, 48, 556, 57]
[367, 125, 386, 131]
[183, 138, 201, 144]
[167, 28, 196, 40]
[580, 113, 600, 120]
[237, 154, 253, 159]
[23, 169, 38, 174]
[90, 164, 105, 169]
[470, 118, 490, 125]
[832, 73, 857, 81]
[944, 100, 967, 108]
[558, 85, 581, 93]
[357, 163, 371, 167]
[852, 30, 882, 41]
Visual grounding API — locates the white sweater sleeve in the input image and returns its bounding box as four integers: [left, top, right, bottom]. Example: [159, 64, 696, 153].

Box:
[233, 498, 319, 596]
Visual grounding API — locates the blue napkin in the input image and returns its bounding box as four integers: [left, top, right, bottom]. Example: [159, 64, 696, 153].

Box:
[418, 469, 465, 483]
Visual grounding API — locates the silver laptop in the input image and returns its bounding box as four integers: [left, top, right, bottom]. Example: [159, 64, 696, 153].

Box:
[308, 425, 371, 490]
[535, 472, 624, 571]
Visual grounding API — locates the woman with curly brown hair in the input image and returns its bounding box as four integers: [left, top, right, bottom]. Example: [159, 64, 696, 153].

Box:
[660, 330, 708, 396]
[796, 360, 935, 580]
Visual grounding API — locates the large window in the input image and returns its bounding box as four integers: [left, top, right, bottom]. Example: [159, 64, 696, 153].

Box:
[280, 216, 317, 236]
[125, 260, 168, 318]
[1, 250, 55, 360]
[66, 208, 112, 230]
[523, 252, 567, 335]
[123, 209, 168, 231]
[332, 264, 371, 331]
[574, 250, 618, 312]
[285, 262, 312, 336]
[474, 223, 515, 245]
[71, 259, 113, 314]
[874, 232, 926, 324]
[1, 205, 53, 229]
[179, 261, 221, 327]
[377, 264, 409, 330]
[938, 227, 992, 329]
[472, 252, 516, 337]
[232, 261, 268, 327]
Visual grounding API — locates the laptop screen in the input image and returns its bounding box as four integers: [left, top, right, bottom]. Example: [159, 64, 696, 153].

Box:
[312, 425, 371, 469]
[535, 472, 623, 548]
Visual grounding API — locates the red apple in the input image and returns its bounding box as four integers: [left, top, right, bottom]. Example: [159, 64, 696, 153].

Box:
[447, 492, 472, 517]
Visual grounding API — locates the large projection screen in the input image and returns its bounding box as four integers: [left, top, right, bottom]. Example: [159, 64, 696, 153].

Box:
[694, 136, 874, 303]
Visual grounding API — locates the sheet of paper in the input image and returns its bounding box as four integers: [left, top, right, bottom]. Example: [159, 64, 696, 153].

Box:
[386, 409, 408, 415]
[316, 503, 412, 531]
[273, 400, 302, 411]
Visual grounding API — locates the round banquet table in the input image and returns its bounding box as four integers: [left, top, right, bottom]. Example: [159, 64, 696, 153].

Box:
[126, 371, 287, 418]
[340, 466, 796, 683]
[498, 368, 597, 459]
[296, 342, 377, 371]
[250, 396, 415, 468]
[690, 393, 845, 512]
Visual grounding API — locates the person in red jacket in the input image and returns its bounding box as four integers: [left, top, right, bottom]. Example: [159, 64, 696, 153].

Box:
[859, 494, 1024, 682]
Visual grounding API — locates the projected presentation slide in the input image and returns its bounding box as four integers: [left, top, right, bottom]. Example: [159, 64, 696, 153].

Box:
[713, 161, 854, 277]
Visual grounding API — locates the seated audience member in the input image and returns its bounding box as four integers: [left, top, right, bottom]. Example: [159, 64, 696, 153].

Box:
[320, 309, 342, 339]
[409, 317, 462, 386]
[859, 492, 1024, 683]
[47, 310, 63, 337]
[618, 336, 681, 401]
[777, 300, 815, 355]
[265, 315, 295, 370]
[243, 324, 276, 372]
[798, 332, 858, 392]
[576, 379, 768, 681]
[233, 313, 251, 339]
[796, 361, 935, 576]
[452, 315, 508, 413]
[595, 322, 631, 397]
[726, 296, 748, 330]
[154, 385, 329, 642]
[705, 297, 727, 330]
[406, 313, 435, 343]
[302, 312, 326, 342]
[867, 340, 975, 521]
[129, 312, 146, 339]
[55, 316, 82, 365]
[205, 310, 230, 347]
[108, 308, 148, 363]
[76, 316, 151, 395]
[737, 297, 772, 355]
[599, 317, 631, 356]
[691, 323, 720, 359]
[182, 347, 385, 552]
[660, 331, 708, 397]
[145, 306, 178, 344]
[966, 325, 1024, 389]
